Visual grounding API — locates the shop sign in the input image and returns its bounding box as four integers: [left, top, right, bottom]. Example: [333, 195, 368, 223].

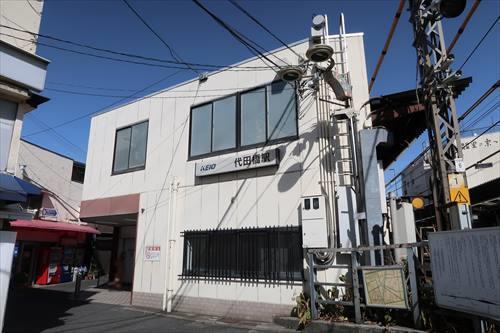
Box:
[195, 148, 280, 177]
[144, 245, 161, 261]
[40, 208, 58, 220]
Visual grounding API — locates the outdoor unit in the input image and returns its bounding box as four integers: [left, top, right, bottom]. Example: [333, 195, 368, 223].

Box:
[301, 195, 328, 248]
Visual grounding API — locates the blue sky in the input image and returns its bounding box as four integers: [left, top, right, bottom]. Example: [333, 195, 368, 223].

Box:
[20, 0, 499, 179]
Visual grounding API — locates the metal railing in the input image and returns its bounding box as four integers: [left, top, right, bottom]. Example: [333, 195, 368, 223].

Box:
[307, 242, 426, 327]
[181, 226, 303, 283]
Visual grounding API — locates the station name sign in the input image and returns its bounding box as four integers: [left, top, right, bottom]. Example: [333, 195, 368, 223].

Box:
[195, 148, 280, 177]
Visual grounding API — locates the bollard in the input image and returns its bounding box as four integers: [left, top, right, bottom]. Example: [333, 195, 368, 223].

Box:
[74, 271, 82, 298]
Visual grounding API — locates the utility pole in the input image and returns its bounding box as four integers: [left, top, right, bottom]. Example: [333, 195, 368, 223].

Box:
[409, 0, 471, 230]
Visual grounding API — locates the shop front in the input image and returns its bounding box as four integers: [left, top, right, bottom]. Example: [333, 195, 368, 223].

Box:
[9, 219, 99, 286]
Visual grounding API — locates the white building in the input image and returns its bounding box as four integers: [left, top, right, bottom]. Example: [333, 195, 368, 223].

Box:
[80, 30, 370, 320]
[17, 140, 85, 222]
[400, 130, 500, 226]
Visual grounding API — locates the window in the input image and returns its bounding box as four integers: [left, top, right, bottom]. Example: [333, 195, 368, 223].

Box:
[189, 81, 297, 159]
[71, 162, 85, 183]
[241, 87, 266, 146]
[112, 121, 148, 174]
[182, 226, 303, 283]
[0, 99, 17, 171]
[267, 81, 297, 140]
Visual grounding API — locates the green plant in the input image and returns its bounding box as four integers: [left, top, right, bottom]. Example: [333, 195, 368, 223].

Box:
[294, 292, 311, 330]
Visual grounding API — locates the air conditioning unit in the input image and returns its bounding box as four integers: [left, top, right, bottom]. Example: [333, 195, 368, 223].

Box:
[301, 195, 328, 248]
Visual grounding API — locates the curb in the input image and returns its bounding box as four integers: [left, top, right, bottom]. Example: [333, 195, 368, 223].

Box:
[273, 316, 428, 333]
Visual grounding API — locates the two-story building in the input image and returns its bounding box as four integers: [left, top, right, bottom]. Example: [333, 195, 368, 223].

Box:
[80, 30, 370, 320]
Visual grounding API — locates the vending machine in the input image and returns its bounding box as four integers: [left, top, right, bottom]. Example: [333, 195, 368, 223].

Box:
[60, 248, 75, 283]
[35, 247, 63, 285]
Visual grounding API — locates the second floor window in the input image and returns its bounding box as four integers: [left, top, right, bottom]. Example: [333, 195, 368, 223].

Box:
[189, 81, 297, 159]
[112, 121, 148, 174]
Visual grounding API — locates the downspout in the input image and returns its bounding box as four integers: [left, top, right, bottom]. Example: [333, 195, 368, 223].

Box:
[162, 177, 179, 312]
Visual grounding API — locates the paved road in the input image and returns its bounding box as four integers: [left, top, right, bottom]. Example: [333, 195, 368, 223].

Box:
[3, 287, 292, 333]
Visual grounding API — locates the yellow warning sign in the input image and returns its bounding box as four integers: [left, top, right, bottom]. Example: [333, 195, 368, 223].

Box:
[449, 187, 470, 204]
[448, 174, 470, 205]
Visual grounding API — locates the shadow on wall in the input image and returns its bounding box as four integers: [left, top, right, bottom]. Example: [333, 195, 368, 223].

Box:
[191, 117, 342, 232]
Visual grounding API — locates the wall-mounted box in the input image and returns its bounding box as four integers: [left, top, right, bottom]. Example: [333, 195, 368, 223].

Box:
[301, 195, 328, 248]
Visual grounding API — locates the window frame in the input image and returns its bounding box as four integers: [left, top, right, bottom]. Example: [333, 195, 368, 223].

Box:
[188, 81, 298, 160]
[111, 120, 149, 176]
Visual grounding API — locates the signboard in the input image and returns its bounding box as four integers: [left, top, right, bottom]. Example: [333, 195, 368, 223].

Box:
[144, 245, 161, 261]
[195, 148, 280, 177]
[429, 228, 500, 321]
[362, 268, 408, 309]
[40, 207, 58, 220]
[1, 231, 17, 332]
[448, 173, 470, 204]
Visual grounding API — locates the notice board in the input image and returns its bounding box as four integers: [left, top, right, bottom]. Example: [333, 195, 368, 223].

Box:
[428, 227, 500, 321]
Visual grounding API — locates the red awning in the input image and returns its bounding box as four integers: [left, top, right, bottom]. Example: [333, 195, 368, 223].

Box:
[10, 219, 100, 234]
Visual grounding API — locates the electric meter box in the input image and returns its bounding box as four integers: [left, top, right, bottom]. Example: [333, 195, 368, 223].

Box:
[301, 195, 328, 248]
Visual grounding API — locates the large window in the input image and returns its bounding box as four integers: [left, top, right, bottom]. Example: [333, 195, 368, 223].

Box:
[112, 121, 148, 174]
[182, 226, 303, 283]
[189, 81, 297, 159]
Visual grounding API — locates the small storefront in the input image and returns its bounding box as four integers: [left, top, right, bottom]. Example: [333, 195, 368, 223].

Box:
[9, 219, 100, 286]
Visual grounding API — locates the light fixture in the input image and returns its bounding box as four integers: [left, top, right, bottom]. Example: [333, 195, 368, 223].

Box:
[277, 65, 304, 83]
[439, 0, 466, 18]
[306, 44, 334, 63]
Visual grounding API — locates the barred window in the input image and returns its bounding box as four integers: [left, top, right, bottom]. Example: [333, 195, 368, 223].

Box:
[182, 226, 303, 283]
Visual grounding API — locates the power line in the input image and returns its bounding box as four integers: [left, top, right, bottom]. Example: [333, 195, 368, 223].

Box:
[368, 0, 405, 93]
[26, 113, 86, 155]
[466, 149, 500, 171]
[43, 85, 294, 99]
[458, 80, 499, 121]
[458, 15, 499, 71]
[385, 81, 500, 188]
[121, 0, 199, 75]
[192, 0, 282, 70]
[463, 120, 500, 149]
[228, 0, 301, 59]
[0, 24, 272, 71]
[46, 80, 285, 93]
[447, 0, 481, 54]
[23, 70, 183, 138]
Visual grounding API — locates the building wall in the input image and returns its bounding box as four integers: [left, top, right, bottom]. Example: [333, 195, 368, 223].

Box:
[0, 0, 45, 174]
[401, 131, 500, 199]
[0, 0, 44, 54]
[82, 34, 369, 310]
[17, 140, 83, 222]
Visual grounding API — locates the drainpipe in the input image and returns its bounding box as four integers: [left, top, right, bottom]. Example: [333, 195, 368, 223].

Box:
[162, 177, 179, 312]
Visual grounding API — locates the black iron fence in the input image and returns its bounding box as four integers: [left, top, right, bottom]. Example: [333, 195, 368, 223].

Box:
[181, 226, 303, 283]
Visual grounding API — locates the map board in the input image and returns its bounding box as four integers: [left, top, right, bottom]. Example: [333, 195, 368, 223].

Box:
[429, 227, 500, 321]
[362, 268, 408, 309]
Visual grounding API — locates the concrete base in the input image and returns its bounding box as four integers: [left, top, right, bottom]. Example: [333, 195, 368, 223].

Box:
[172, 295, 293, 322]
[273, 317, 426, 333]
[132, 291, 163, 309]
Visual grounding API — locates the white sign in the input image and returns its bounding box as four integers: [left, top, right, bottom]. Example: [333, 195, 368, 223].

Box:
[144, 245, 161, 261]
[1, 231, 17, 332]
[195, 148, 280, 177]
[429, 227, 500, 321]
[40, 207, 58, 220]
[454, 158, 465, 173]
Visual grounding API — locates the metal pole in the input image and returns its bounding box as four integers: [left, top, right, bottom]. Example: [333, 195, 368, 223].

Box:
[350, 251, 362, 324]
[409, 0, 471, 231]
[407, 247, 421, 328]
[307, 252, 318, 320]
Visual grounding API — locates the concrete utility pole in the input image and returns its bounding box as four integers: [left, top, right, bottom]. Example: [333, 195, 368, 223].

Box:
[409, 0, 471, 230]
